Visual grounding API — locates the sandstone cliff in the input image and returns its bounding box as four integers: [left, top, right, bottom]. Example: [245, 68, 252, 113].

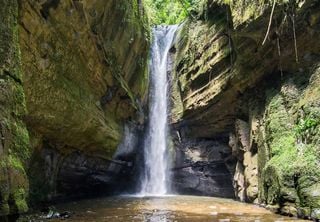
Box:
[0, 0, 29, 215]
[1, 0, 149, 216]
[1, 0, 319, 220]
[171, 0, 320, 219]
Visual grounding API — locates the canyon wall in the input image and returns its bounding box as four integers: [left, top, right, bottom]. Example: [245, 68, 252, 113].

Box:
[1, 0, 150, 216]
[170, 0, 320, 219]
[1, 0, 320, 220]
[0, 0, 30, 215]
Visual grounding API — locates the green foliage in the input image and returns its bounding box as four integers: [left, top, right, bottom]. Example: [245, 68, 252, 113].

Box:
[270, 134, 295, 156]
[0, 155, 26, 177]
[144, 0, 200, 25]
[262, 89, 320, 208]
[268, 143, 320, 177]
[295, 116, 319, 143]
[11, 188, 28, 213]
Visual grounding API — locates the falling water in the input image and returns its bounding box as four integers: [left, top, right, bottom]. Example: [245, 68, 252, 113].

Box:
[140, 25, 178, 195]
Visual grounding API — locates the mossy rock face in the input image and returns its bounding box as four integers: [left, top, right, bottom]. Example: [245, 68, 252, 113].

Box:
[0, 0, 150, 215]
[17, 0, 150, 203]
[258, 68, 320, 219]
[0, 0, 30, 216]
[19, 0, 150, 158]
[262, 165, 281, 205]
[172, 0, 320, 220]
[298, 178, 320, 208]
[172, 0, 320, 139]
[170, 2, 236, 136]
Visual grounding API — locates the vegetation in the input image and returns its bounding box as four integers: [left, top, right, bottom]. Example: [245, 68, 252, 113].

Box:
[143, 0, 201, 25]
[295, 116, 319, 143]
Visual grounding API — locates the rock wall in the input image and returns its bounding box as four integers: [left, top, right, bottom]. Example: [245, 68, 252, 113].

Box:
[171, 0, 320, 220]
[1, 0, 319, 219]
[255, 68, 320, 219]
[1, 0, 150, 216]
[0, 1, 30, 216]
[171, 137, 235, 198]
[19, 0, 149, 157]
[0, 0, 30, 216]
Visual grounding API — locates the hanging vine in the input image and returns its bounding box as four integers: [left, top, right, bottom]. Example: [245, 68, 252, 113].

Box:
[290, 4, 299, 63]
[262, 0, 276, 45]
[261, 0, 299, 65]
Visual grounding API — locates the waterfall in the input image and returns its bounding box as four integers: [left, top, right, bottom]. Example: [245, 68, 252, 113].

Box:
[140, 25, 178, 196]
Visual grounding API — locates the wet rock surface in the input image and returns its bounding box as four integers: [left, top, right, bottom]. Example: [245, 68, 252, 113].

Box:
[171, 139, 236, 198]
[28, 123, 145, 203]
[0, 0, 30, 216]
[19, 0, 150, 158]
[1, 0, 150, 215]
[170, 0, 320, 220]
[1, 0, 320, 220]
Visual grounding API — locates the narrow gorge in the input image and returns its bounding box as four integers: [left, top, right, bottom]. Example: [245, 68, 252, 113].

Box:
[0, 0, 319, 221]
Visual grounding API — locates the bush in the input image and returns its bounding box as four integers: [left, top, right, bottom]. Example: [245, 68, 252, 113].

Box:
[143, 0, 200, 25]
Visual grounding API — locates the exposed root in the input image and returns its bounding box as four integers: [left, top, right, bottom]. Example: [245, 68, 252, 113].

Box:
[275, 19, 283, 79]
[277, 36, 284, 79]
[226, 5, 233, 67]
[291, 12, 299, 63]
[262, 0, 276, 45]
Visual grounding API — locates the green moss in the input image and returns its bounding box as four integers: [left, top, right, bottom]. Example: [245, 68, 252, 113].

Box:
[0, 203, 10, 216]
[295, 112, 320, 144]
[270, 134, 296, 157]
[0, 155, 29, 215]
[267, 145, 297, 175]
[0, 0, 30, 216]
[217, 0, 301, 27]
[10, 122, 30, 163]
[0, 156, 25, 173]
[10, 188, 28, 214]
[261, 79, 320, 213]
[265, 91, 319, 176]
[263, 164, 281, 204]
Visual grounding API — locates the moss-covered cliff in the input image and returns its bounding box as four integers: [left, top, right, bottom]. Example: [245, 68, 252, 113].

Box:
[19, 0, 149, 159]
[1, 0, 150, 216]
[1, 0, 319, 219]
[171, 0, 320, 219]
[0, 0, 30, 215]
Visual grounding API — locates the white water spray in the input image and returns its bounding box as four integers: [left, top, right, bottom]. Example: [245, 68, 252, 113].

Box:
[140, 25, 178, 196]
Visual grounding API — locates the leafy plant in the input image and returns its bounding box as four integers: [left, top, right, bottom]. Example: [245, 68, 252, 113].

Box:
[295, 116, 319, 143]
[143, 0, 199, 25]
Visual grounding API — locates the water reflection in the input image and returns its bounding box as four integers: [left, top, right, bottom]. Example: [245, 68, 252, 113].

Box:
[143, 197, 173, 222]
[19, 195, 307, 222]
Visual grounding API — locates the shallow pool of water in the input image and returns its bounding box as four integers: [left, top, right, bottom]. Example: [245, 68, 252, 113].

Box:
[21, 195, 307, 222]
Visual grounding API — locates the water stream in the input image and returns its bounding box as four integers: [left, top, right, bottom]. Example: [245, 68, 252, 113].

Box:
[140, 25, 178, 196]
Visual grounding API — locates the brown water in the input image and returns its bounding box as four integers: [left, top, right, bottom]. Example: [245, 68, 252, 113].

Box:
[21, 195, 307, 222]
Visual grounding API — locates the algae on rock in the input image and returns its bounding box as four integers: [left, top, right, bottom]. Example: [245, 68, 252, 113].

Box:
[0, 0, 30, 216]
[18, 0, 150, 204]
[1, 0, 150, 215]
[171, 0, 320, 219]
